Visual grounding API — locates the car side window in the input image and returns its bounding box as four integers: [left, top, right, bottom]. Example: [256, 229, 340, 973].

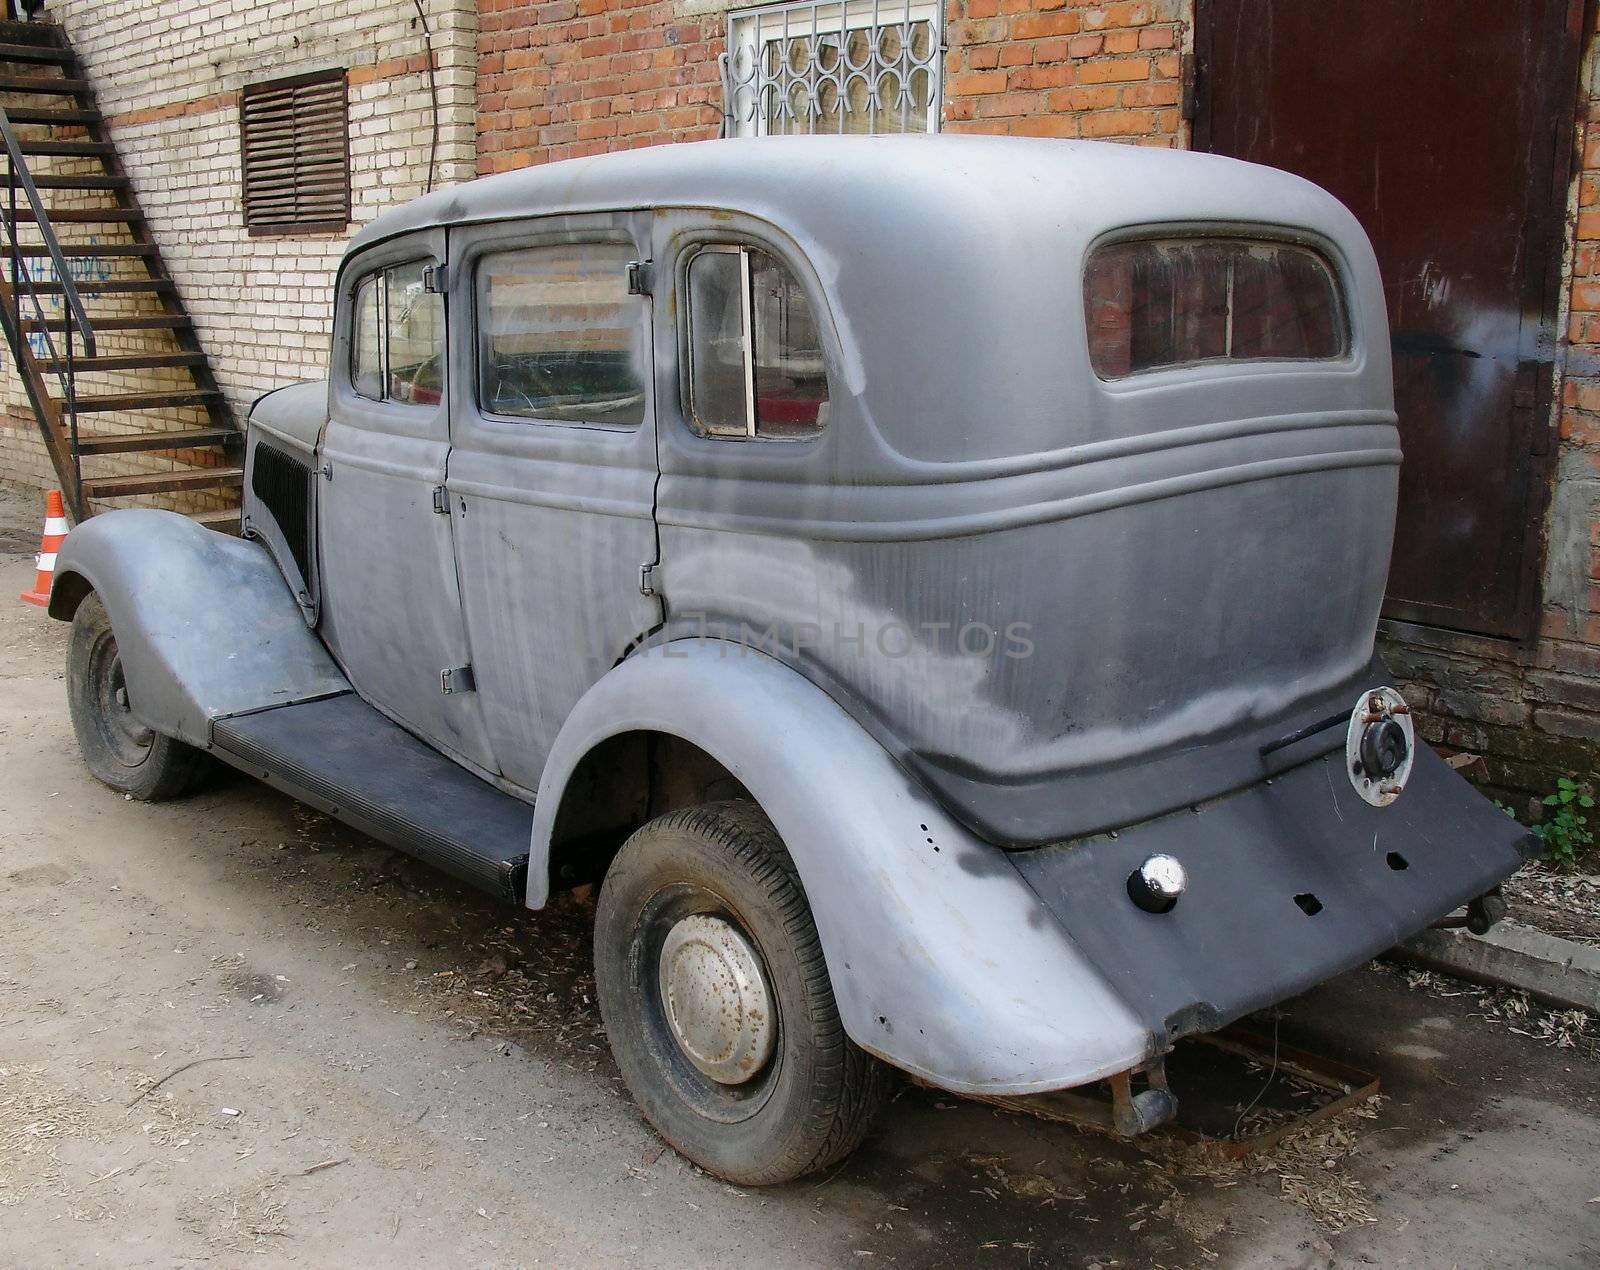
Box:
[349, 259, 444, 406]
[352, 273, 384, 399]
[685, 245, 829, 440]
[478, 243, 647, 427]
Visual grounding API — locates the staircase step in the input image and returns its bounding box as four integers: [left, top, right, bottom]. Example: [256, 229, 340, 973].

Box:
[18, 279, 174, 296]
[0, 21, 64, 46]
[4, 207, 141, 223]
[3, 173, 128, 191]
[21, 314, 190, 332]
[192, 507, 242, 535]
[75, 425, 238, 455]
[2, 106, 98, 125]
[0, 74, 87, 94]
[11, 242, 153, 257]
[0, 43, 73, 65]
[40, 352, 205, 374]
[83, 467, 244, 499]
[14, 139, 114, 157]
[71, 390, 221, 412]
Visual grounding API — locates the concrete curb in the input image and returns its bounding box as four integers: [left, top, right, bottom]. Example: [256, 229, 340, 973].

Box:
[1392, 922, 1600, 1013]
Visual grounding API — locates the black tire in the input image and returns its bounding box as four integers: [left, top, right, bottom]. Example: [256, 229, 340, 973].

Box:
[594, 800, 892, 1185]
[66, 592, 213, 801]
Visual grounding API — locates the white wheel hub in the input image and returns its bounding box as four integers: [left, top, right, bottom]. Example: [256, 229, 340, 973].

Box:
[1345, 685, 1415, 807]
[659, 913, 776, 1086]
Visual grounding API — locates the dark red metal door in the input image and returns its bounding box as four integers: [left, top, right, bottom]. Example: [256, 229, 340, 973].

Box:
[1195, 0, 1584, 637]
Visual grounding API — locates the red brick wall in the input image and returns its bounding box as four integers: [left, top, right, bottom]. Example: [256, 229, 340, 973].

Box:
[943, 0, 1184, 143]
[476, 1, 1187, 172]
[477, 0, 724, 173]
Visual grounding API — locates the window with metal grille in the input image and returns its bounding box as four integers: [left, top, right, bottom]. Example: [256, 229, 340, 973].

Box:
[724, 0, 942, 137]
[240, 70, 351, 236]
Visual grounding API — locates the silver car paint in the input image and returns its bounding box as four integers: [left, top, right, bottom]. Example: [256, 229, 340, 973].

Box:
[443, 210, 664, 790]
[49, 137, 1460, 1095]
[47, 510, 348, 745]
[319, 228, 502, 775]
[529, 640, 1151, 1094]
[350, 135, 1399, 845]
[243, 380, 326, 625]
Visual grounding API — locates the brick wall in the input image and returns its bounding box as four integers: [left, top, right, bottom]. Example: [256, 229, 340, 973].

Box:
[0, 1, 479, 505]
[477, 0, 724, 172]
[476, 1, 1186, 172]
[942, 0, 1184, 143]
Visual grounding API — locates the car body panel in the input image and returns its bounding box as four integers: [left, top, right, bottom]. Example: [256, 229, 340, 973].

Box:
[242, 382, 324, 626]
[530, 641, 1152, 1094]
[444, 210, 664, 789]
[1012, 741, 1535, 1043]
[350, 137, 1399, 844]
[47, 509, 348, 745]
[318, 227, 501, 774]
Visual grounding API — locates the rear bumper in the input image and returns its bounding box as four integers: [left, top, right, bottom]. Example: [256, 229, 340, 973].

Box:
[1010, 742, 1533, 1051]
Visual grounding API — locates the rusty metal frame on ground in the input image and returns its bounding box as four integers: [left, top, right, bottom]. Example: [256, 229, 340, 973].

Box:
[965, 1024, 1381, 1160]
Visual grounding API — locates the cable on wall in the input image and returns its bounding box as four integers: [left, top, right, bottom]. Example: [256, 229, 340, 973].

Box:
[414, 0, 440, 194]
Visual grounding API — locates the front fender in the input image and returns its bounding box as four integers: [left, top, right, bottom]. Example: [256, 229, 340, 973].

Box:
[48, 509, 348, 747]
[532, 642, 1149, 1095]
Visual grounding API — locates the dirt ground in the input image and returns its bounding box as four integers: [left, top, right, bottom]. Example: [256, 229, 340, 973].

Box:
[1, 487, 1598, 1269]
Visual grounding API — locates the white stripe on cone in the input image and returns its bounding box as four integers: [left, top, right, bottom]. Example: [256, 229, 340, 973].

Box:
[43, 517, 68, 535]
[36, 552, 56, 571]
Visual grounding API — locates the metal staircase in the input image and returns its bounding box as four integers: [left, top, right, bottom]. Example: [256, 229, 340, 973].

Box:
[0, 19, 241, 530]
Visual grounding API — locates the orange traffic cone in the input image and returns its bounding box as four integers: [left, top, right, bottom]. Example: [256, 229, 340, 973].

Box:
[19, 489, 67, 607]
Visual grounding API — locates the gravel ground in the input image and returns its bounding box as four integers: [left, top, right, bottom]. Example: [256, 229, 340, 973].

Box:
[2, 488, 1598, 1268]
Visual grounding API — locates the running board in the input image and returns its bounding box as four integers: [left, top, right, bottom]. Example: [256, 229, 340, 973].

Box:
[211, 693, 532, 905]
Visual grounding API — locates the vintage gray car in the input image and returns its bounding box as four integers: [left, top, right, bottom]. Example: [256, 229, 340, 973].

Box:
[47, 135, 1532, 1184]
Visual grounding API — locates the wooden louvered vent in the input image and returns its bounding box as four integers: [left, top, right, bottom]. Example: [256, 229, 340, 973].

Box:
[240, 70, 350, 236]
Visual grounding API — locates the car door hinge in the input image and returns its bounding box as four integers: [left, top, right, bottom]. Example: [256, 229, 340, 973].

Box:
[431, 484, 450, 514]
[440, 664, 476, 695]
[639, 562, 658, 597]
[423, 263, 447, 293]
[626, 259, 652, 296]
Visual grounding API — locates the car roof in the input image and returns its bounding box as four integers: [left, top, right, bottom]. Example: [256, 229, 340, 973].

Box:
[345, 135, 1389, 468]
[346, 133, 1348, 258]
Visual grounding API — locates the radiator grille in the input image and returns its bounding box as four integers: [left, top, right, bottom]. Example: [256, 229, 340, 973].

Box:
[251, 443, 313, 585]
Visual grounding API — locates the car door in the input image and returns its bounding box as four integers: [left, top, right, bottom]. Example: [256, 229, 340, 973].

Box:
[318, 228, 500, 774]
[445, 212, 662, 791]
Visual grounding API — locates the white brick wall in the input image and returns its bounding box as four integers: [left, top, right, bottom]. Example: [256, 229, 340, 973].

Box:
[0, 1, 477, 495]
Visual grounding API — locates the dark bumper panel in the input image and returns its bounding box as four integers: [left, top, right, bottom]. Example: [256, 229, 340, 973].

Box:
[1011, 744, 1532, 1049]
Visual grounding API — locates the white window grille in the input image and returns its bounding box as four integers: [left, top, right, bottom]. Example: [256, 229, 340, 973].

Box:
[723, 0, 943, 138]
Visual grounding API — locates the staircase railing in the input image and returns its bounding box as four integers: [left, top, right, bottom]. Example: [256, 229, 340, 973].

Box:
[0, 100, 95, 519]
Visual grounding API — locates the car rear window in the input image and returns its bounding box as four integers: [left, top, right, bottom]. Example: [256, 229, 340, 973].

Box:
[1084, 237, 1347, 379]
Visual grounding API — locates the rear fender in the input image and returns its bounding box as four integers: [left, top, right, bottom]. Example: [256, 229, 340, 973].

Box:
[532, 641, 1150, 1095]
[48, 509, 349, 746]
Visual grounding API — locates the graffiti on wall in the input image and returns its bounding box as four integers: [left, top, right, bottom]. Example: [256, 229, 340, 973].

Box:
[8, 237, 111, 361]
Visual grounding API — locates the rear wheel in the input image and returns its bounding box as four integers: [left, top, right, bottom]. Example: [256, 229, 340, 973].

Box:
[66, 592, 213, 801]
[594, 800, 891, 1184]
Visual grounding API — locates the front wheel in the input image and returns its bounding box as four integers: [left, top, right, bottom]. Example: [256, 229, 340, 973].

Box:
[594, 801, 891, 1184]
[66, 592, 213, 801]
